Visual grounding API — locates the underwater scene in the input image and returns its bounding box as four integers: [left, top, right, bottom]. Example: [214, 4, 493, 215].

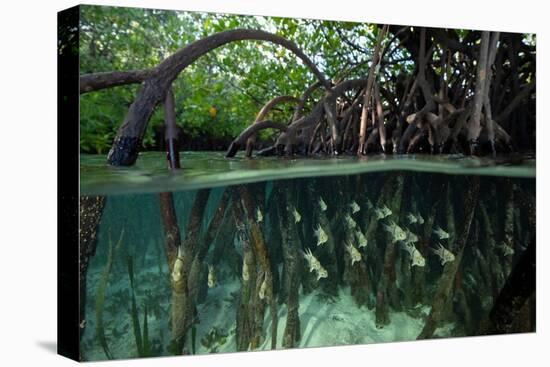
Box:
[79, 153, 535, 361]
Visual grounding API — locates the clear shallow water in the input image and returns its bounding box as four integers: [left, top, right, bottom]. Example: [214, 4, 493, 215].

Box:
[80, 152, 535, 195]
[80, 155, 535, 361]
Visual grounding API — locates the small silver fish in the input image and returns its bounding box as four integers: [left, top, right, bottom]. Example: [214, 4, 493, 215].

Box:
[345, 241, 362, 266]
[402, 243, 426, 267]
[355, 230, 368, 248]
[207, 264, 217, 288]
[242, 261, 250, 282]
[431, 243, 455, 266]
[382, 220, 407, 242]
[433, 225, 450, 240]
[314, 224, 328, 246]
[303, 248, 328, 280]
[374, 205, 392, 220]
[171, 249, 184, 283]
[349, 200, 361, 214]
[259, 277, 268, 300]
[319, 197, 328, 212]
[406, 212, 418, 224]
[382, 205, 392, 217]
[316, 267, 328, 281]
[256, 207, 263, 223]
[417, 214, 425, 225]
[292, 207, 302, 223]
[344, 213, 357, 228]
[498, 243, 515, 257]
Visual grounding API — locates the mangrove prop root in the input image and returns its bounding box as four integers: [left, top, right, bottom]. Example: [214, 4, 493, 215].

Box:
[240, 185, 271, 348]
[171, 189, 211, 355]
[375, 174, 405, 327]
[159, 192, 181, 267]
[188, 189, 231, 303]
[276, 183, 302, 348]
[417, 177, 480, 339]
[233, 198, 259, 351]
[484, 237, 535, 334]
[164, 87, 180, 170]
[79, 195, 106, 338]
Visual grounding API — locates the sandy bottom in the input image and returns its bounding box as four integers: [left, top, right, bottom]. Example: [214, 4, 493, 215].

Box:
[81, 259, 453, 361]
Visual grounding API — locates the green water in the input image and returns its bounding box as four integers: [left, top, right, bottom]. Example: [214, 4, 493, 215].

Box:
[80, 152, 535, 195]
[79, 152, 536, 361]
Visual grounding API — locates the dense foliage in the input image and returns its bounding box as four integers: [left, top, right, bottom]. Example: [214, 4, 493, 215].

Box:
[79, 5, 535, 156]
[79, 6, 410, 153]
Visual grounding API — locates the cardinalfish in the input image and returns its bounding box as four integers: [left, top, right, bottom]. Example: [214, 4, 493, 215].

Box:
[402, 243, 426, 267]
[430, 243, 455, 266]
[349, 200, 361, 214]
[381, 220, 407, 242]
[314, 224, 328, 246]
[345, 241, 362, 266]
[292, 206, 302, 223]
[318, 197, 328, 212]
[497, 243, 515, 257]
[433, 225, 450, 240]
[355, 230, 368, 248]
[259, 277, 268, 300]
[242, 261, 250, 282]
[303, 248, 328, 281]
[406, 212, 424, 225]
[207, 264, 217, 288]
[374, 205, 392, 220]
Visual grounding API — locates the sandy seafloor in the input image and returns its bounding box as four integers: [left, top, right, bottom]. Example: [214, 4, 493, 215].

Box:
[80, 250, 454, 361]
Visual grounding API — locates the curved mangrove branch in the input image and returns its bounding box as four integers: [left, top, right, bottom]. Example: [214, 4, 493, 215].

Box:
[104, 28, 330, 166]
[80, 69, 153, 94]
[226, 120, 288, 158]
[292, 81, 322, 121]
[245, 96, 300, 157]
